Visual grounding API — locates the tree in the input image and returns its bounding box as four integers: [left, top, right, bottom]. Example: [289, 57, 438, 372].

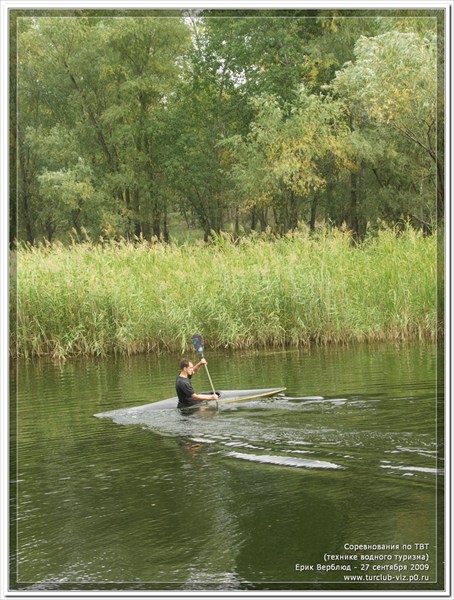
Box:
[331, 29, 439, 226]
[222, 88, 351, 233]
[16, 16, 191, 242]
[37, 159, 95, 240]
[13, 11, 442, 243]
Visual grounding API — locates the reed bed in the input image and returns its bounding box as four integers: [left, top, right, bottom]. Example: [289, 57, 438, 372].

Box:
[12, 227, 439, 358]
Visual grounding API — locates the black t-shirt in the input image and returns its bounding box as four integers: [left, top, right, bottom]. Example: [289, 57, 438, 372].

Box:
[175, 375, 196, 407]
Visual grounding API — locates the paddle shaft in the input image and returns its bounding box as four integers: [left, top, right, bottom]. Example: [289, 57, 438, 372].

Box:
[198, 354, 218, 408]
[192, 334, 218, 407]
[203, 361, 216, 396]
[198, 353, 217, 405]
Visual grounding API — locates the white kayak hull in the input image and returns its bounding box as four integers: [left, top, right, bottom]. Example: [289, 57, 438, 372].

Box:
[95, 387, 286, 418]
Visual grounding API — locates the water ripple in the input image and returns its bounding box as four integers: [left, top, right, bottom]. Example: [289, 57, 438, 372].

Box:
[224, 451, 344, 470]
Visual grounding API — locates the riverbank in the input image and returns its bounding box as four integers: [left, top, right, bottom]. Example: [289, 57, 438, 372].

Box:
[12, 227, 439, 358]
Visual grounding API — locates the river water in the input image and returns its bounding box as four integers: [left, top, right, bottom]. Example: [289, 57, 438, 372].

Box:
[10, 341, 444, 592]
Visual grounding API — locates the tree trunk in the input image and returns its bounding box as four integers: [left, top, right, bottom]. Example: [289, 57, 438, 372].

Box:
[19, 149, 34, 244]
[250, 206, 257, 231]
[163, 201, 169, 243]
[71, 207, 83, 237]
[258, 207, 268, 231]
[288, 190, 298, 230]
[45, 220, 55, 243]
[152, 196, 161, 239]
[350, 167, 360, 239]
[21, 190, 34, 243]
[349, 111, 361, 239]
[436, 158, 444, 221]
[125, 187, 133, 240]
[310, 196, 318, 232]
[133, 189, 142, 238]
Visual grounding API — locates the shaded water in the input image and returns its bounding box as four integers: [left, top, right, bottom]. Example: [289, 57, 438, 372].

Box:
[10, 342, 444, 591]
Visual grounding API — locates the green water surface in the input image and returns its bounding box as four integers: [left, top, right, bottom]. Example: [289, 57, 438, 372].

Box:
[10, 342, 444, 592]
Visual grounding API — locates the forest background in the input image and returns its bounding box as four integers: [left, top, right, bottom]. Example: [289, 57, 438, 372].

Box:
[12, 8, 443, 243]
[10, 8, 444, 357]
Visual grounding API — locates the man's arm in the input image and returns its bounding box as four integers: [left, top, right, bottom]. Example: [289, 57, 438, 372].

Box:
[192, 358, 207, 374]
[191, 392, 218, 402]
[191, 359, 218, 401]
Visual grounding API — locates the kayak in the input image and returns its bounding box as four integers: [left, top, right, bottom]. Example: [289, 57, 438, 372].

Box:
[94, 387, 286, 418]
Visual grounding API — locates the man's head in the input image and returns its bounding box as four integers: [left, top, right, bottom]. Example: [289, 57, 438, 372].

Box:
[179, 358, 194, 377]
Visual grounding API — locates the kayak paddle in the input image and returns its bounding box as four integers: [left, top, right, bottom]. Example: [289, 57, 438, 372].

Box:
[191, 333, 218, 405]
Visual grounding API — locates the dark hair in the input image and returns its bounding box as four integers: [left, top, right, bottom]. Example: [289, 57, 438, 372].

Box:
[179, 358, 193, 370]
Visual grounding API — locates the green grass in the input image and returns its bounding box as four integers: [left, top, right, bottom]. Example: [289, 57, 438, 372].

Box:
[11, 226, 440, 358]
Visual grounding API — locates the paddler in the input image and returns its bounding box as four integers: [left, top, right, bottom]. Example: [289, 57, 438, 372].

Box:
[175, 358, 219, 408]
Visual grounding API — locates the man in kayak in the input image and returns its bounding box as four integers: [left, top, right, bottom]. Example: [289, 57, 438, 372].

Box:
[176, 358, 219, 408]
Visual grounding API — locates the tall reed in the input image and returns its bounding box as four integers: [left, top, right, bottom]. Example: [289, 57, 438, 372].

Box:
[12, 227, 439, 358]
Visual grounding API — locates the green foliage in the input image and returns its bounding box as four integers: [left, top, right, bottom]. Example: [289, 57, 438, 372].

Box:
[223, 89, 350, 206]
[16, 15, 191, 242]
[331, 29, 439, 228]
[333, 30, 436, 141]
[13, 11, 443, 243]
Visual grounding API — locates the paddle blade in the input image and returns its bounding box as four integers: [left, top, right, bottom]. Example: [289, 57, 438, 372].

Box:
[191, 333, 205, 357]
